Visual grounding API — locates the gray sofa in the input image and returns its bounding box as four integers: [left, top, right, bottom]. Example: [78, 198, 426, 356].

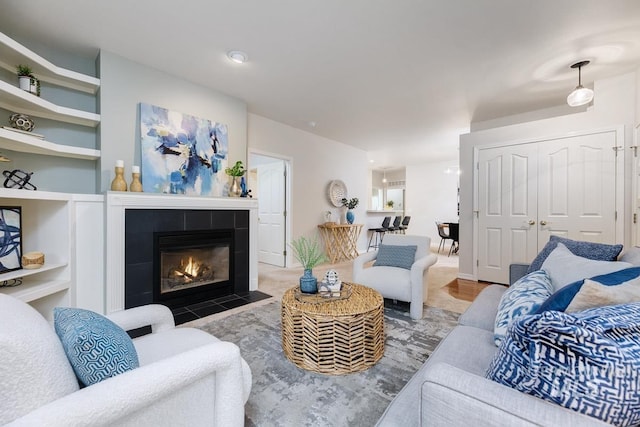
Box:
[375, 263, 610, 427]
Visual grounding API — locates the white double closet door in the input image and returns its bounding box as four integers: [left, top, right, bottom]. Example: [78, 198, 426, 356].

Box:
[476, 129, 622, 284]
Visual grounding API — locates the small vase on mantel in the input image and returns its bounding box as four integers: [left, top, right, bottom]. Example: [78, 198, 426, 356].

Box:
[130, 165, 142, 192]
[229, 176, 242, 197]
[299, 269, 318, 294]
[110, 160, 128, 191]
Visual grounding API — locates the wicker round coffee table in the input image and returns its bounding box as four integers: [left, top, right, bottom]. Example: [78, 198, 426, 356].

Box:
[281, 283, 384, 375]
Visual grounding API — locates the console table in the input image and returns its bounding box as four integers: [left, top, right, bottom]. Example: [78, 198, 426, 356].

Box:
[317, 223, 362, 263]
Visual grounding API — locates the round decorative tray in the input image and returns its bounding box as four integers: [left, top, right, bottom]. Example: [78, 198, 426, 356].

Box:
[294, 282, 352, 303]
[327, 179, 347, 207]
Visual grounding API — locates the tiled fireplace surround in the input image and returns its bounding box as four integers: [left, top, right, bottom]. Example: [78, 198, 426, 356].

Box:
[105, 193, 259, 315]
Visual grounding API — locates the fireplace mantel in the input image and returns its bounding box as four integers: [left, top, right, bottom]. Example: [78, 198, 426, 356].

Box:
[105, 192, 258, 313]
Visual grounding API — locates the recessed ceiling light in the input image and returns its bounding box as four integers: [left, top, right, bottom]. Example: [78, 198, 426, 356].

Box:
[307, 121, 317, 128]
[227, 50, 248, 64]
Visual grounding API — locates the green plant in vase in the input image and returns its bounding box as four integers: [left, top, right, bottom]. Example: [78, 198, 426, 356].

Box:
[16, 64, 33, 92]
[289, 236, 327, 293]
[341, 197, 359, 224]
[225, 160, 245, 197]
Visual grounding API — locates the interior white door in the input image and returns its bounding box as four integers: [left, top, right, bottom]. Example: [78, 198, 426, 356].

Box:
[477, 143, 539, 284]
[257, 160, 286, 266]
[537, 132, 617, 246]
[476, 130, 620, 284]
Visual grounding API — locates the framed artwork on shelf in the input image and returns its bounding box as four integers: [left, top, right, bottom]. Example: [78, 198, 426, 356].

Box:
[0, 206, 22, 273]
[139, 102, 229, 196]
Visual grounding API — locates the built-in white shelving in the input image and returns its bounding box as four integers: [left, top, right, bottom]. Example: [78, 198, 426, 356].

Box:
[0, 33, 102, 316]
[0, 31, 100, 162]
[0, 80, 100, 127]
[0, 32, 100, 94]
[1, 278, 69, 303]
[0, 127, 100, 160]
[0, 188, 72, 313]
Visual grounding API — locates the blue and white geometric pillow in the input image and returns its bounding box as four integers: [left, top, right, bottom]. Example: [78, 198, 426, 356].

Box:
[493, 270, 553, 346]
[374, 244, 417, 270]
[54, 307, 139, 387]
[486, 303, 640, 427]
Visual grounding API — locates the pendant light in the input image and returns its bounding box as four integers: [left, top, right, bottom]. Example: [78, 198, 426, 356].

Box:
[382, 169, 387, 184]
[567, 60, 594, 107]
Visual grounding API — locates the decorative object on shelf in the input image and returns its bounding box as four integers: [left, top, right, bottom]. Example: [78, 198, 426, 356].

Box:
[3, 169, 36, 190]
[130, 165, 143, 192]
[22, 251, 44, 269]
[0, 206, 22, 273]
[327, 180, 347, 207]
[341, 197, 359, 224]
[16, 64, 32, 92]
[140, 103, 228, 196]
[16, 64, 40, 96]
[110, 160, 128, 191]
[225, 161, 245, 197]
[0, 277, 22, 287]
[386, 200, 394, 209]
[289, 235, 327, 294]
[9, 113, 35, 132]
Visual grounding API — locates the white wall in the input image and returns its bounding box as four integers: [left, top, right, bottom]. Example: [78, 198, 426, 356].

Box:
[459, 71, 638, 280]
[405, 160, 459, 249]
[247, 113, 370, 254]
[98, 50, 248, 192]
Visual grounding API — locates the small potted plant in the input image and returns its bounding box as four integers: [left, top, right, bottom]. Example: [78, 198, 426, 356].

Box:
[16, 64, 32, 92]
[289, 236, 327, 293]
[341, 197, 359, 224]
[224, 160, 245, 197]
[386, 200, 394, 210]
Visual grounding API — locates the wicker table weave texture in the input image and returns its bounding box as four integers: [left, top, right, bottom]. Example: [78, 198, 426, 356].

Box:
[281, 283, 384, 375]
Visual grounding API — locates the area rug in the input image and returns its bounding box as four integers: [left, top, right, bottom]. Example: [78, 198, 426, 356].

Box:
[197, 300, 459, 426]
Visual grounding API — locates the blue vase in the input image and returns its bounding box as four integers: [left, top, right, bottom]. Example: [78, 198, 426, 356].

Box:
[346, 210, 355, 224]
[299, 269, 318, 294]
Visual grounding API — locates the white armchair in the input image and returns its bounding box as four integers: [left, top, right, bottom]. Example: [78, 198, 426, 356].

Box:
[0, 293, 251, 427]
[353, 234, 437, 319]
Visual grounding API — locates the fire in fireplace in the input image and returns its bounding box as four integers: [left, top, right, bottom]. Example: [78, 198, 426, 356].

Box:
[160, 246, 230, 294]
[154, 229, 234, 307]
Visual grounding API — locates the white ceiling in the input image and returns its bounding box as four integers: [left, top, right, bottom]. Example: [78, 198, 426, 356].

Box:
[2, 0, 640, 168]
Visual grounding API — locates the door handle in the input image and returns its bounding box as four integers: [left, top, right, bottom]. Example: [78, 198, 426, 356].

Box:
[528, 220, 536, 225]
[540, 220, 548, 226]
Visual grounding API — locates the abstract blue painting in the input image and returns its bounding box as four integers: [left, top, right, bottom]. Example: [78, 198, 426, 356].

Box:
[0, 206, 21, 273]
[140, 103, 229, 196]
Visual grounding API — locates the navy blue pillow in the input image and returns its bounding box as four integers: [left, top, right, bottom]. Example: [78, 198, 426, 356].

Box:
[536, 266, 640, 313]
[527, 236, 622, 273]
[374, 244, 417, 270]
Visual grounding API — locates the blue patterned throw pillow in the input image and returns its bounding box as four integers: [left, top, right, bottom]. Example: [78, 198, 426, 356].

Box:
[486, 303, 640, 427]
[493, 270, 553, 346]
[537, 266, 640, 313]
[527, 235, 623, 274]
[54, 307, 139, 387]
[374, 244, 417, 270]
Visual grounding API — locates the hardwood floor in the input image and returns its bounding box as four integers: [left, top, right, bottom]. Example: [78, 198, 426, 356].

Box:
[441, 278, 491, 302]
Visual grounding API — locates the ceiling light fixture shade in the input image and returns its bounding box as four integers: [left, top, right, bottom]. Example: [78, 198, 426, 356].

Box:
[567, 60, 594, 107]
[227, 50, 248, 64]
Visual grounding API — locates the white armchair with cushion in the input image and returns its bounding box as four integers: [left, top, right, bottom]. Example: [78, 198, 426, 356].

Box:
[0, 293, 251, 427]
[353, 234, 437, 319]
